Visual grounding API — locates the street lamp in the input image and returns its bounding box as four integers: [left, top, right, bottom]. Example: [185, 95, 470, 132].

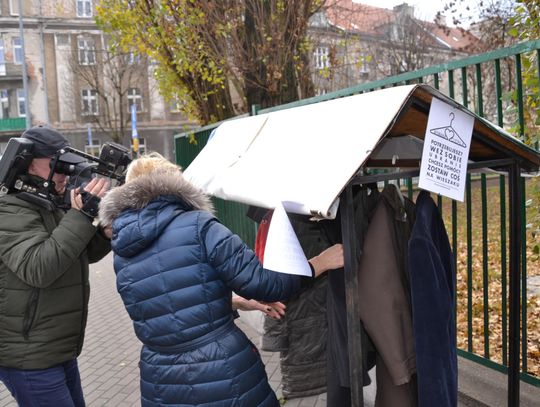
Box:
[18, 0, 31, 129]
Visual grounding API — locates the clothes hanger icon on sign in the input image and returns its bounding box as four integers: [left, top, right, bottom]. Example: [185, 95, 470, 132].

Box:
[430, 112, 467, 148]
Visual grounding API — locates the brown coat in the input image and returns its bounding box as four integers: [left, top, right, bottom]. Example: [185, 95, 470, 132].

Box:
[357, 185, 416, 386]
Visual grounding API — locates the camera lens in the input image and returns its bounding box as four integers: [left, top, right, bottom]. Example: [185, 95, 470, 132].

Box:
[51, 161, 76, 175]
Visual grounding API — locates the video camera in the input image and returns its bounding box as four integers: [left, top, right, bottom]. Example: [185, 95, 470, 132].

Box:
[0, 137, 131, 212]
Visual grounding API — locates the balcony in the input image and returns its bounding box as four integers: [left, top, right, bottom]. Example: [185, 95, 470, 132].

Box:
[0, 117, 26, 132]
[0, 63, 24, 82]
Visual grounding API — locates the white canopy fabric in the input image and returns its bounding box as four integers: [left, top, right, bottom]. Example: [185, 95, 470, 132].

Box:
[184, 85, 418, 218]
[183, 84, 540, 218]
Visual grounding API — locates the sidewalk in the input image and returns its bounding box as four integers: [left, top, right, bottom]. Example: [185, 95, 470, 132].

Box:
[0, 253, 333, 407]
[1, 253, 539, 406]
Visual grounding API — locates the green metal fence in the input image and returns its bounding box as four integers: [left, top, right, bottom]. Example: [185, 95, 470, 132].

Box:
[174, 39, 540, 386]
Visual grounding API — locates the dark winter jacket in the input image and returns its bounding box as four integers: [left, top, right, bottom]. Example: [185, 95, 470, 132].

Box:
[99, 170, 307, 407]
[0, 194, 111, 369]
[408, 191, 456, 407]
[259, 213, 329, 399]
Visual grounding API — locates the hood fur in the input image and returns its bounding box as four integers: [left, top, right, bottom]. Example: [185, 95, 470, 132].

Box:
[98, 170, 214, 227]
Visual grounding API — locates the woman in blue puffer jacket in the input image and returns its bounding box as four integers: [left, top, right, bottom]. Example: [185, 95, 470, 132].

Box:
[98, 153, 343, 407]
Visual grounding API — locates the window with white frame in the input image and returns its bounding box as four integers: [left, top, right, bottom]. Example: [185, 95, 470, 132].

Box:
[77, 0, 93, 18]
[81, 89, 98, 115]
[12, 37, 23, 64]
[313, 46, 329, 69]
[85, 137, 101, 156]
[0, 90, 8, 118]
[131, 137, 146, 155]
[0, 39, 5, 76]
[127, 51, 140, 65]
[358, 53, 370, 74]
[17, 88, 25, 117]
[127, 88, 143, 112]
[78, 37, 96, 65]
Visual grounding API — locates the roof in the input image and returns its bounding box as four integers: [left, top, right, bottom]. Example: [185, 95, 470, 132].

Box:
[322, 0, 479, 51]
[184, 84, 540, 219]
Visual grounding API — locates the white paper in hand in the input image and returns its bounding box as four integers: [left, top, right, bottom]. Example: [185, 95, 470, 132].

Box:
[263, 202, 312, 277]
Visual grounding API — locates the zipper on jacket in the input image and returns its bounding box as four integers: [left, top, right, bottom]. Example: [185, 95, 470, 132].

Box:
[77, 257, 87, 355]
[23, 288, 40, 339]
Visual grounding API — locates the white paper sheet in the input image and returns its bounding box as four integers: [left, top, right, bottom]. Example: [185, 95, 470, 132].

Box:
[418, 97, 474, 201]
[263, 202, 312, 277]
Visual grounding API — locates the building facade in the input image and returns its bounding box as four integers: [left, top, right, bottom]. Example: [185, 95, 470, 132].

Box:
[0, 1, 479, 159]
[309, 1, 479, 95]
[0, 0, 195, 159]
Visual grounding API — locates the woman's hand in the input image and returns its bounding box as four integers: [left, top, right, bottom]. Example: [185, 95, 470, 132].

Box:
[308, 243, 344, 277]
[232, 296, 286, 320]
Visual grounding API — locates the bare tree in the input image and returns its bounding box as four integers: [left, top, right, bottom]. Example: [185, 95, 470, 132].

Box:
[64, 38, 149, 144]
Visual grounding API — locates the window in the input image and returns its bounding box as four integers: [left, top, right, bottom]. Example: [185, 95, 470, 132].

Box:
[17, 88, 25, 117]
[313, 46, 329, 69]
[0, 90, 8, 118]
[358, 53, 370, 74]
[0, 39, 5, 76]
[12, 37, 23, 64]
[85, 137, 100, 157]
[77, 0, 93, 18]
[55, 34, 71, 48]
[9, 0, 19, 16]
[127, 88, 143, 112]
[169, 96, 185, 113]
[78, 37, 96, 65]
[81, 89, 98, 115]
[126, 51, 140, 65]
[131, 137, 146, 155]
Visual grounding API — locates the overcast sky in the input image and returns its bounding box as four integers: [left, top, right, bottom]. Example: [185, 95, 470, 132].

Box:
[352, 0, 477, 25]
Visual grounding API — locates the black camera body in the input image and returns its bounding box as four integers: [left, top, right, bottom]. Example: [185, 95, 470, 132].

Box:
[0, 137, 131, 211]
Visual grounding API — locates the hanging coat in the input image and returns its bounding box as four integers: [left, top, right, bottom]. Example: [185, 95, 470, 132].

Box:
[408, 190, 457, 407]
[356, 185, 417, 407]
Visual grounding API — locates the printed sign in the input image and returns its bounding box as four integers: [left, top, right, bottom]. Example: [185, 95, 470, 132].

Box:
[263, 202, 312, 277]
[418, 98, 474, 201]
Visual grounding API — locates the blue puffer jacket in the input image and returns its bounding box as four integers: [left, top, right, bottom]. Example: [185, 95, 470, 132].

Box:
[99, 170, 303, 407]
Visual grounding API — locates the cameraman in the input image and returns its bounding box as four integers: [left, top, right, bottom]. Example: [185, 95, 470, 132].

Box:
[0, 126, 111, 406]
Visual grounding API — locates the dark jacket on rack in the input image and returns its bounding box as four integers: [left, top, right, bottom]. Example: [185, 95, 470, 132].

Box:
[408, 190, 456, 407]
[320, 184, 379, 406]
[259, 213, 329, 399]
[356, 184, 417, 407]
[99, 172, 308, 407]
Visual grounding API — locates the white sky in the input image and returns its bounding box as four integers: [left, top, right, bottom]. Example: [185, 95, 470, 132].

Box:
[352, 0, 477, 25]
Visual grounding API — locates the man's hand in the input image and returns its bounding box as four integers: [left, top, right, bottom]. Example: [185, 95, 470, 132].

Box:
[70, 178, 110, 212]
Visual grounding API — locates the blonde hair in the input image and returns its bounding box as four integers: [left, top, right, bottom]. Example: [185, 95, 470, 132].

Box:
[125, 152, 182, 183]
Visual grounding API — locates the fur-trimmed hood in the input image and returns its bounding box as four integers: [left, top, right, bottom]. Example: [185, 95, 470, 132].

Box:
[98, 170, 214, 227]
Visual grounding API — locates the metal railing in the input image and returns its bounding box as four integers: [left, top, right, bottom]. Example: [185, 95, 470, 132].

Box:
[175, 39, 540, 387]
[0, 117, 26, 132]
